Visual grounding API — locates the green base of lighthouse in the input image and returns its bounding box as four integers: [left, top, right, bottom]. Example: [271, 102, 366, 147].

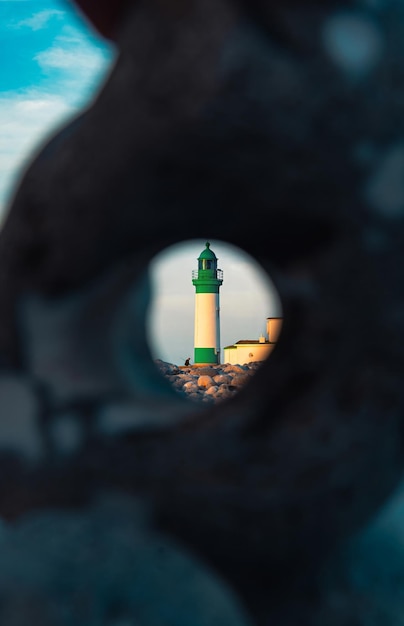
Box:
[194, 347, 219, 365]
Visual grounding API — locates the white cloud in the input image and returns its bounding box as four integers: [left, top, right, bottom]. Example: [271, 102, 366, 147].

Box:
[17, 9, 64, 31]
[33, 25, 115, 105]
[0, 91, 75, 223]
[0, 3, 114, 228]
[0, 21, 114, 223]
[35, 44, 106, 73]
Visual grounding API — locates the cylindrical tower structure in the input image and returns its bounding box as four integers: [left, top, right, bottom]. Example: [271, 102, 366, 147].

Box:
[192, 242, 223, 364]
[266, 317, 283, 343]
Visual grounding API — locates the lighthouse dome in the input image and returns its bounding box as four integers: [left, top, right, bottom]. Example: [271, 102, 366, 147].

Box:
[194, 242, 223, 277]
[198, 242, 217, 260]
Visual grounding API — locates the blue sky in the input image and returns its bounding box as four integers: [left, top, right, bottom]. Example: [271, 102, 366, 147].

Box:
[0, 0, 114, 219]
[0, 1, 281, 365]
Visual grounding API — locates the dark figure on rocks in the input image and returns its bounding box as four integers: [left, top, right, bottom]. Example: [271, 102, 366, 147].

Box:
[184, 358, 191, 367]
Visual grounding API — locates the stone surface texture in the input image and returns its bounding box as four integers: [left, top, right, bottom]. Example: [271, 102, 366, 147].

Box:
[155, 360, 260, 403]
[0, 496, 251, 626]
[0, 0, 403, 624]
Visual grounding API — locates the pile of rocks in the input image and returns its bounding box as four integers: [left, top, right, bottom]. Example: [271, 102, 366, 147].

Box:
[155, 360, 263, 403]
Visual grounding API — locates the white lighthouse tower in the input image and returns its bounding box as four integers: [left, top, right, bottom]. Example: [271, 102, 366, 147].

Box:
[192, 242, 223, 365]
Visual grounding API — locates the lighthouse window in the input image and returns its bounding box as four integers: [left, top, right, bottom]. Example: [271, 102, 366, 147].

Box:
[200, 259, 213, 270]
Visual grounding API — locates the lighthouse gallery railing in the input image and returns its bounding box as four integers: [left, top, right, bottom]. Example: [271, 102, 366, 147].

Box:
[192, 269, 223, 280]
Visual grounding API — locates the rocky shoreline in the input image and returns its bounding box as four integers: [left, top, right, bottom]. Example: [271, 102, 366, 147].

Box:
[155, 360, 263, 403]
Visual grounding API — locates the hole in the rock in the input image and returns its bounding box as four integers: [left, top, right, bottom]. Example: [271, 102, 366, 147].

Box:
[147, 240, 282, 404]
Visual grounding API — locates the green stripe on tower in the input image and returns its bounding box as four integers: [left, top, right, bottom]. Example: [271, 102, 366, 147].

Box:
[194, 347, 219, 364]
[194, 283, 221, 293]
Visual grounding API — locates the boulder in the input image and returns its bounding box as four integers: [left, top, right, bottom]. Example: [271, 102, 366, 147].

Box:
[213, 374, 232, 385]
[197, 375, 215, 389]
[194, 367, 218, 377]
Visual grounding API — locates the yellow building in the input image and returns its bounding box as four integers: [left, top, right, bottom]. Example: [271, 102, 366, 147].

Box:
[223, 317, 282, 365]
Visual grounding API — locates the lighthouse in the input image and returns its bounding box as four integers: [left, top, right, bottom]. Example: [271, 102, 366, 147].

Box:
[192, 242, 223, 364]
